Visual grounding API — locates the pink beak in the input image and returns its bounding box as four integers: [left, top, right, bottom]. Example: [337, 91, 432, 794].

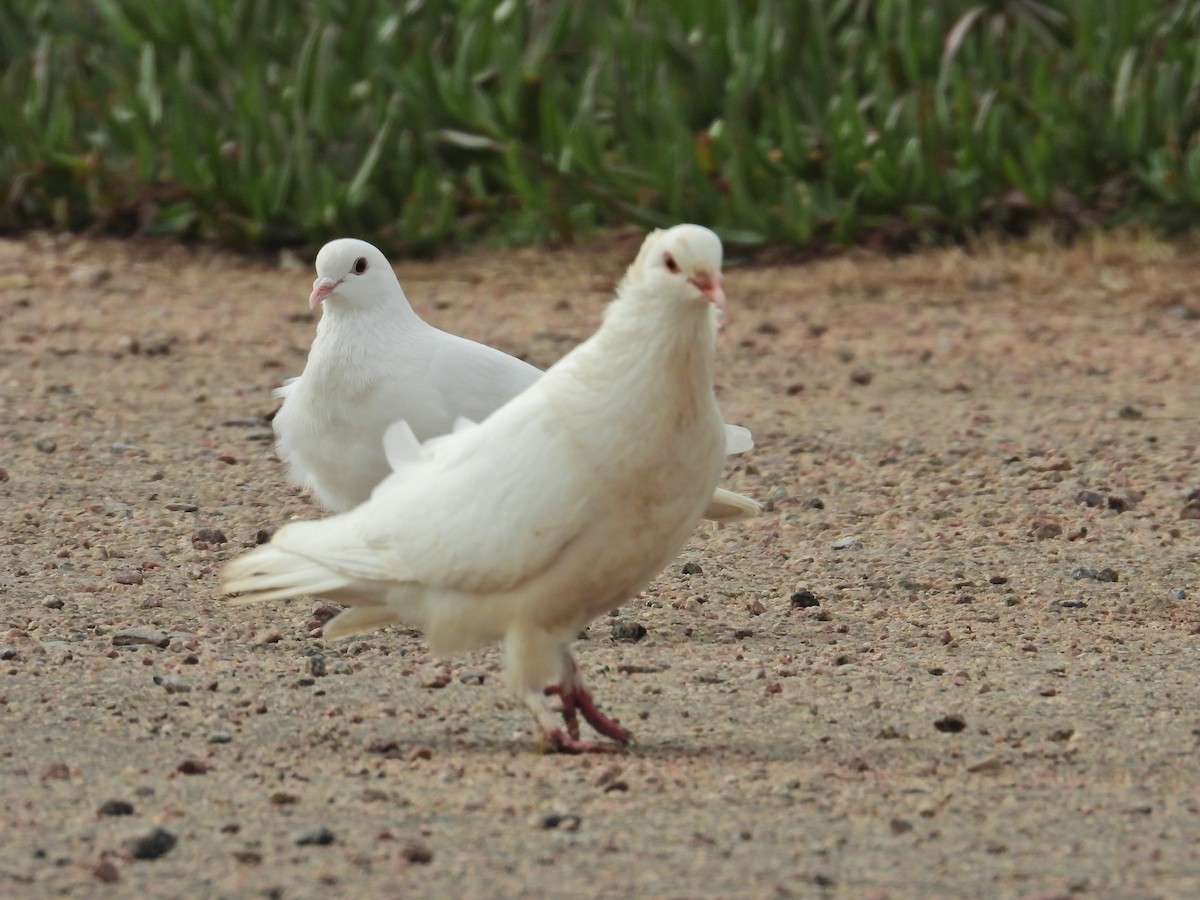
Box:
[689, 272, 726, 310]
[309, 275, 340, 309]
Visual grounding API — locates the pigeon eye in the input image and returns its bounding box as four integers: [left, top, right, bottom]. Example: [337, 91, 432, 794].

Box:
[353, 257, 368, 275]
[663, 252, 680, 274]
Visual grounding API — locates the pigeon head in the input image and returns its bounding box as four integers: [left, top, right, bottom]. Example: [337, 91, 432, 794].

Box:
[631, 225, 726, 310]
[309, 239, 397, 310]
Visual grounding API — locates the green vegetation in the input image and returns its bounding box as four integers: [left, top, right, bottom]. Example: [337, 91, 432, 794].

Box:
[1, 0, 1198, 252]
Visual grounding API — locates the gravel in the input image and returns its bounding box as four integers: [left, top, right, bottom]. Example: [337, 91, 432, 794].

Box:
[2, 234, 1200, 897]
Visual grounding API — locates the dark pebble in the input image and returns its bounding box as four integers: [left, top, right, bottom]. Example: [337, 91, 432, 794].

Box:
[98, 799, 135, 817]
[177, 758, 209, 775]
[802, 497, 825, 510]
[889, 818, 913, 835]
[113, 570, 144, 586]
[399, 840, 434, 864]
[790, 590, 820, 609]
[611, 621, 647, 643]
[1070, 566, 1118, 583]
[1182, 500, 1200, 521]
[295, 826, 336, 846]
[933, 715, 966, 734]
[92, 859, 121, 883]
[1031, 522, 1062, 540]
[0, 467, 9, 481]
[733, 629, 754, 640]
[849, 368, 874, 386]
[458, 671, 485, 685]
[306, 654, 327, 677]
[988, 575, 1008, 585]
[1117, 404, 1143, 420]
[35, 438, 57, 453]
[191, 527, 227, 545]
[1074, 490, 1104, 508]
[1107, 495, 1132, 513]
[125, 828, 177, 861]
[1060, 600, 1088, 609]
[165, 502, 199, 512]
[538, 813, 582, 831]
[681, 561, 703, 576]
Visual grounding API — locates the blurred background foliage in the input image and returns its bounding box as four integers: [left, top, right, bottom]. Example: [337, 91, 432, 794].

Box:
[1, 0, 1198, 253]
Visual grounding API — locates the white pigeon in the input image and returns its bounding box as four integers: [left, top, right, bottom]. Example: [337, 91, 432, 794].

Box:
[271, 237, 759, 521]
[224, 224, 733, 752]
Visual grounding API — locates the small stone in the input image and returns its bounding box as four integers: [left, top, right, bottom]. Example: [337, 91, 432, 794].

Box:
[407, 745, 433, 761]
[849, 368, 874, 386]
[0, 467, 8, 481]
[124, 827, 177, 860]
[0, 647, 19, 660]
[41, 761, 71, 780]
[1107, 495, 1132, 513]
[611, 621, 647, 643]
[745, 599, 766, 616]
[191, 527, 227, 549]
[933, 715, 966, 734]
[1070, 566, 1118, 583]
[98, 799, 135, 817]
[458, 671, 485, 685]
[790, 590, 820, 609]
[306, 654, 327, 677]
[295, 826, 335, 846]
[1169, 588, 1187, 601]
[176, 758, 209, 775]
[35, 438, 57, 453]
[1048, 728, 1074, 742]
[803, 497, 825, 509]
[1116, 404, 1143, 420]
[399, 840, 434, 864]
[538, 813, 582, 831]
[1181, 500, 1200, 520]
[207, 731, 233, 744]
[113, 628, 170, 648]
[309, 602, 342, 625]
[889, 818, 913, 835]
[153, 675, 192, 694]
[1031, 522, 1062, 540]
[113, 570, 144, 585]
[1059, 600, 1088, 609]
[165, 502, 199, 512]
[831, 535, 862, 550]
[41, 596, 64, 609]
[988, 575, 1008, 585]
[269, 791, 300, 806]
[93, 859, 121, 883]
[1075, 490, 1105, 508]
[681, 562, 703, 576]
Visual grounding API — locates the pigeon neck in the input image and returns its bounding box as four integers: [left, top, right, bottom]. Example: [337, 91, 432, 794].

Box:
[588, 296, 717, 387]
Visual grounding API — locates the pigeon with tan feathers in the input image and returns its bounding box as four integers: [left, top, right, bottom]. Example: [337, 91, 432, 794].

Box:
[225, 225, 739, 751]
[272, 237, 758, 521]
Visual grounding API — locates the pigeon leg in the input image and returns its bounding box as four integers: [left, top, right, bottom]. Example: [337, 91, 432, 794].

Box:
[543, 684, 581, 739]
[553, 652, 632, 745]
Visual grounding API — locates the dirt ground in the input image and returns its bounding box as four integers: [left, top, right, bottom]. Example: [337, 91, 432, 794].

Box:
[2, 229, 1200, 899]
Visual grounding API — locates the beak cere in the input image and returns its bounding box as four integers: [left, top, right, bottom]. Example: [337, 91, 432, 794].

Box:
[309, 276, 340, 309]
[689, 272, 726, 310]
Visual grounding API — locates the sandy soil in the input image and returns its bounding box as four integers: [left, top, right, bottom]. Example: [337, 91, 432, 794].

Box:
[2, 230, 1200, 899]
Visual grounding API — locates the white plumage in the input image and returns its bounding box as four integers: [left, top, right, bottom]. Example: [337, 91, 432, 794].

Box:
[224, 225, 736, 751]
[271, 237, 759, 521]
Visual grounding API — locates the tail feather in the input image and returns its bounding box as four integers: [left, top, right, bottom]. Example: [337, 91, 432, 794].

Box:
[221, 545, 351, 605]
[702, 487, 762, 523]
[323, 606, 404, 639]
